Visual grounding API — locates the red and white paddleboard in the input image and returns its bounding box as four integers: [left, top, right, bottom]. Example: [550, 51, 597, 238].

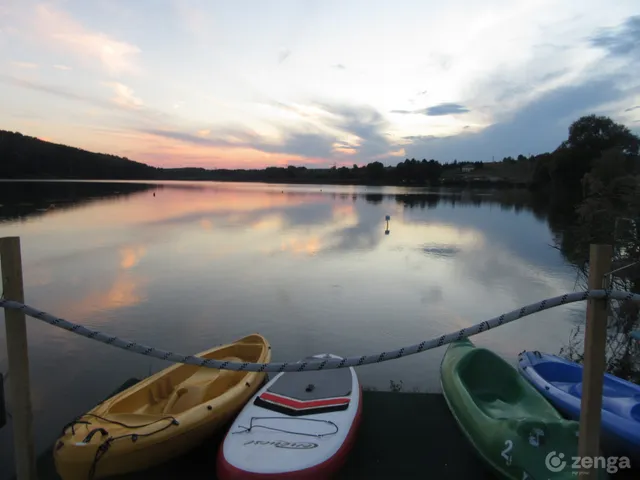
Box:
[217, 354, 362, 479]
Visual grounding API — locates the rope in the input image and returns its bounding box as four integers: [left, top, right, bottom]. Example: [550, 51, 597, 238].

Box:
[0, 290, 638, 372]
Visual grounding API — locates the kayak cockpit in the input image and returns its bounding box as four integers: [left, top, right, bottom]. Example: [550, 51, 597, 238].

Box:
[106, 356, 246, 415]
[531, 355, 640, 418]
[458, 348, 529, 418]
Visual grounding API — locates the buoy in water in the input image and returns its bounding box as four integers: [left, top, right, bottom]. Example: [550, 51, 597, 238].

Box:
[385, 215, 391, 221]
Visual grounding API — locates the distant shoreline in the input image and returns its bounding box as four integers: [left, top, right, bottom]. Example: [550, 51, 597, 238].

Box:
[0, 177, 529, 189]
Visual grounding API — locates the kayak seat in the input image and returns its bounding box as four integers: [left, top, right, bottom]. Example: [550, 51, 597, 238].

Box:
[534, 361, 582, 383]
[549, 381, 576, 393]
[459, 349, 526, 418]
[163, 357, 245, 414]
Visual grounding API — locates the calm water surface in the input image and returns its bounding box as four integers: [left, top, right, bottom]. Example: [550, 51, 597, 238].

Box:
[0, 181, 583, 475]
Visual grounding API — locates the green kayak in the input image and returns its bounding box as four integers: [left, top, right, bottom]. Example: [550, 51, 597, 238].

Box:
[441, 339, 606, 479]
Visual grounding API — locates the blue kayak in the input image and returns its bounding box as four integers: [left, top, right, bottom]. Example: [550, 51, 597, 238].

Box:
[518, 351, 640, 460]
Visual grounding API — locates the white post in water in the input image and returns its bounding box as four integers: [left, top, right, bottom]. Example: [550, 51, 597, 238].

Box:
[578, 244, 612, 477]
[0, 237, 37, 480]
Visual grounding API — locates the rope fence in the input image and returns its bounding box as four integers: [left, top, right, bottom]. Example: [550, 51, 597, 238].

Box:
[1, 290, 638, 373]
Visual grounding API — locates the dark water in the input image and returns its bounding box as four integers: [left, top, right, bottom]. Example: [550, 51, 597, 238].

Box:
[0, 180, 584, 476]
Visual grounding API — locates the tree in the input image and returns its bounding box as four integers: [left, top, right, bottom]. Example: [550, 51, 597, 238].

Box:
[557, 147, 640, 383]
[531, 115, 640, 195]
[566, 115, 639, 155]
[365, 161, 385, 181]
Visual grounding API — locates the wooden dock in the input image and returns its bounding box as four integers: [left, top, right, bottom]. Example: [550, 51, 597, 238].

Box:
[22, 383, 493, 479]
[8, 380, 640, 479]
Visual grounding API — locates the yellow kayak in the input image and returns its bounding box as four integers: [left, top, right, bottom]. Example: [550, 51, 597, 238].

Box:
[54, 334, 271, 479]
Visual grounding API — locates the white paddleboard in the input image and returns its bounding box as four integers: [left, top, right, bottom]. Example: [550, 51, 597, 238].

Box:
[217, 354, 362, 479]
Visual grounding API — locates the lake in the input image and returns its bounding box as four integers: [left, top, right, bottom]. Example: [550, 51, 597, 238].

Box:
[0, 180, 584, 476]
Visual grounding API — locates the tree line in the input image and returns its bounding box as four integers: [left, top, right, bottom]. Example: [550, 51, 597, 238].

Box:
[0, 131, 158, 179]
[1, 115, 638, 192]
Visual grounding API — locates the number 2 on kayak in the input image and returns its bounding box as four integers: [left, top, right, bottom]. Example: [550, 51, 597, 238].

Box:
[501, 440, 513, 465]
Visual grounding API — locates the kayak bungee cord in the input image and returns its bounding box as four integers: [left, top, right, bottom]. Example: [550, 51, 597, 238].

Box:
[62, 413, 179, 437]
[232, 417, 339, 438]
[1, 289, 638, 372]
[82, 415, 179, 480]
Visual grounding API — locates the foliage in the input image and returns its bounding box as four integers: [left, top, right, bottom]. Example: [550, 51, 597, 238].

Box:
[389, 380, 404, 392]
[1, 115, 637, 191]
[0, 131, 157, 179]
[554, 147, 640, 383]
[531, 115, 640, 195]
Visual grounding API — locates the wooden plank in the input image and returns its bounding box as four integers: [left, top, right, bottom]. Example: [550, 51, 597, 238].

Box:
[0, 237, 37, 480]
[577, 244, 612, 477]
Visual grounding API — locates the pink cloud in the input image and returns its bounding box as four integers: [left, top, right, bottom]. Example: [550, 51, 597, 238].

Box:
[33, 4, 141, 76]
[11, 61, 38, 69]
[104, 82, 143, 109]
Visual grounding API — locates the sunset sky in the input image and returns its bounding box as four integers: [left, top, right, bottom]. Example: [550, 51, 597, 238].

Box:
[1, 1, 639, 168]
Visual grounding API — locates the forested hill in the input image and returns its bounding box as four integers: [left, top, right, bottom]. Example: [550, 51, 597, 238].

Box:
[0, 130, 159, 179]
[2, 114, 638, 189]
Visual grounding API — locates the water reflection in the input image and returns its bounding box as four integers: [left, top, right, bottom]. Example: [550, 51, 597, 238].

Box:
[0, 181, 155, 223]
[0, 181, 583, 479]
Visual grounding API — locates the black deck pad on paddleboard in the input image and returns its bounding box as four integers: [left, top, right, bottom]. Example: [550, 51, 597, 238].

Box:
[267, 368, 352, 400]
[255, 362, 353, 416]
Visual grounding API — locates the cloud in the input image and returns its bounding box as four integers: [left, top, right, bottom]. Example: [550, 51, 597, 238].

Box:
[332, 64, 346, 70]
[11, 61, 38, 69]
[590, 16, 640, 57]
[142, 126, 336, 159]
[0, 75, 114, 110]
[391, 103, 470, 116]
[33, 4, 141, 76]
[53, 64, 72, 71]
[106, 82, 143, 109]
[142, 129, 233, 147]
[141, 102, 400, 163]
[403, 78, 627, 161]
[1, 76, 167, 126]
[266, 132, 336, 158]
[172, 0, 215, 42]
[423, 103, 470, 116]
[318, 103, 400, 160]
[625, 105, 640, 112]
[278, 49, 291, 64]
[390, 109, 413, 114]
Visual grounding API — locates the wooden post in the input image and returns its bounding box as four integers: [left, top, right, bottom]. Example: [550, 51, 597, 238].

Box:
[0, 372, 6, 429]
[578, 244, 612, 477]
[0, 237, 37, 480]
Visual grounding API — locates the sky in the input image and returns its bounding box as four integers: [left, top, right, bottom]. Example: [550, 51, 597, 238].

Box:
[1, 0, 639, 169]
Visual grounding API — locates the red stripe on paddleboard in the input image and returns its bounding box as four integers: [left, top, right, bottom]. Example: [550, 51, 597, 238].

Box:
[216, 385, 363, 480]
[258, 392, 350, 410]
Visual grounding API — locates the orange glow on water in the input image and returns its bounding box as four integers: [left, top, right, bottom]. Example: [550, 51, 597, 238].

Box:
[119, 246, 146, 269]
